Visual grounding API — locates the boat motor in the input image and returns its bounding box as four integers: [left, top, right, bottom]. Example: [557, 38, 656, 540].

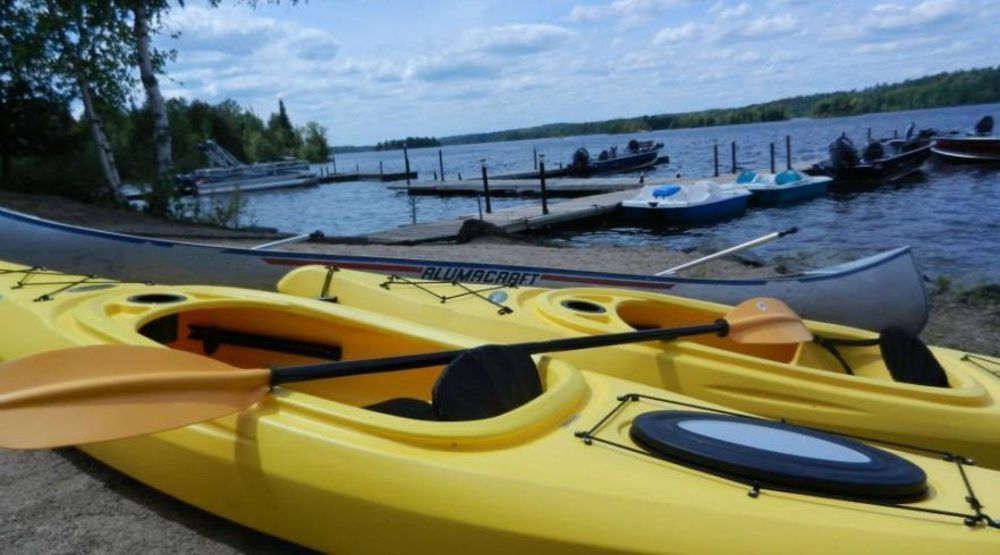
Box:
[571, 148, 591, 170]
[975, 115, 994, 136]
[861, 141, 885, 162]
[828, 136, 859, 169]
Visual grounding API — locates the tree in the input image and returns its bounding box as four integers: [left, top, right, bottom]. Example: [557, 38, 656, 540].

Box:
[130, 0, 173, 181]
[298, 122, 330, 163]
[38, 1, 137, 203]
[0, 2, 73, 188]
[266, 99, 302, 157]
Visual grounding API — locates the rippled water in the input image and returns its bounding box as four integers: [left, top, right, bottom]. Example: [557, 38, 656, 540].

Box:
[223, 103, 999, 283]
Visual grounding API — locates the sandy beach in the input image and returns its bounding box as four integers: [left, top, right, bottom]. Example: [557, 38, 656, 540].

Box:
[1, 191, 997, 552]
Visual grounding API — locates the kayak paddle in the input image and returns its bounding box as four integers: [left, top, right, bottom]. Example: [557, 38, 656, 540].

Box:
[0, 297, 809, 449]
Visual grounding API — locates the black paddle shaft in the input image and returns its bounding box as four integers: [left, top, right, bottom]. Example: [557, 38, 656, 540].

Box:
[270, 320, 728, 386]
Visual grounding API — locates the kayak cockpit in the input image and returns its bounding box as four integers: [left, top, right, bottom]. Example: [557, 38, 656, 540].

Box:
[126, 301, 587, 438]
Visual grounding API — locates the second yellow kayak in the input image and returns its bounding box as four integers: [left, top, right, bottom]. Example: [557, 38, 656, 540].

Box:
[278, 266, 1000, 469]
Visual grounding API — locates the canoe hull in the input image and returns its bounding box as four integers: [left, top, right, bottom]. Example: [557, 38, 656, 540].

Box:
[0, 206, 928, 333]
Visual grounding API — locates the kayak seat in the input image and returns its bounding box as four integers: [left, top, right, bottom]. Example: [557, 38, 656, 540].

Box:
[366, 346, 543, 421]
[814, 327, 949, 387]
[879, 327, 949, 388]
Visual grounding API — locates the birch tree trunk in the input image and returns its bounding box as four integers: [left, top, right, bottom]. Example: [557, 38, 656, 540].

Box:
[79, 82, 125, 203]
[132, 1, 172, 179]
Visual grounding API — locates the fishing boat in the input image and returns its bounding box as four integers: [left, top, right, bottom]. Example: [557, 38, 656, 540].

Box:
[566, 140, 662, 177]
[621, 182, 752, 223]
[0, 261, 998, 552]
[807, 134, 932, 186]
[0, 205, 929, 333]
[932, 116, 1000, 163]
[730, 170, 831, 205]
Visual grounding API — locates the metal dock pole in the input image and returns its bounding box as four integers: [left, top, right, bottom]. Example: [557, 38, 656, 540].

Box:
[480, 160, 492, 214]
[539, 156, 549, 216]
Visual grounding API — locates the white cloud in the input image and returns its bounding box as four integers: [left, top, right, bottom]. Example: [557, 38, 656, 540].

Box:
[712, 2, 752, 20]
[463, 24, 576, 55]
[565, 0, 691, 23]
[653, 22, 700, 44]
[865, 0, 965, 31]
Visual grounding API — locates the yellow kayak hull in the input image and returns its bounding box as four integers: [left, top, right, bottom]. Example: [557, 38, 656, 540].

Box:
[1, 262, 998, 552]
[279, 266, 1000, 469]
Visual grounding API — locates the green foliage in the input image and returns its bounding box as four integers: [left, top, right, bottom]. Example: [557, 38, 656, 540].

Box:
[299, 122, 331, 163]
[375, 137, 441, 151]
[809, 68, 1000, 117]
[432, 66, 1000, 146]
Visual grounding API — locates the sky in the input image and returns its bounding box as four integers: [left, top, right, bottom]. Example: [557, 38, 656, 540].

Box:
[155, 0, 1000, 145]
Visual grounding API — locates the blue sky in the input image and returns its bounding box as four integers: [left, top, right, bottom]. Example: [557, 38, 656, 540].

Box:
[156, 0, 1000, 144]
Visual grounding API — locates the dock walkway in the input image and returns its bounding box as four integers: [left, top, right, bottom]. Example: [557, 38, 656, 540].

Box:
[363, 188, 637, 244]
[387, 176, 664, 196]
[364, 168, 808, 244]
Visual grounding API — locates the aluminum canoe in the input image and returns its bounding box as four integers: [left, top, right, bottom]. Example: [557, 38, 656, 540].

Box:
[0, 205, 928, 333]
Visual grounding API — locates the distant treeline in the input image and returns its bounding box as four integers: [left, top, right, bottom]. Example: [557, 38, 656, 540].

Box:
[375, 137, 441, 151]
[413, 66, 999, 146]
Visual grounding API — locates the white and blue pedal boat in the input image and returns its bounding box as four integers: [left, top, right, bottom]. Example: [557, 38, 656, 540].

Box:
[621, 182, 751, 223]
[732, 170, 832, 206]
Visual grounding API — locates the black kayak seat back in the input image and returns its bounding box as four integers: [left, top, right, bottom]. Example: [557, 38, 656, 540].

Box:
[815, 326, 949, 388]
[366, 345, 544, 421]
[878, 327, 949, 388]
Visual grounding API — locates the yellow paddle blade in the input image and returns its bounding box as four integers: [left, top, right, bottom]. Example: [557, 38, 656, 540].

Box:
[725, 298, 812, 344]
[0, 346, 270, 450]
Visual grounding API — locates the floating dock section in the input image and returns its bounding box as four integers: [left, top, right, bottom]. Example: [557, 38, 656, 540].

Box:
[363, 188, 638, 244]
[387, 176, 656, 197]
[317, 171, 417, 184]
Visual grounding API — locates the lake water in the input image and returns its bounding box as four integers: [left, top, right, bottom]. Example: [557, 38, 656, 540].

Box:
[221, 103, 1000, 284]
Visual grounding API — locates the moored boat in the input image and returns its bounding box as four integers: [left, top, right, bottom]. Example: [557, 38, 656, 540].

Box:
[278, 265, 1000, 469]
[566, 140, 662, 177]
[932, 116, 1000, 163]
[807, 134, 932, 186]
[621, 181, 751, 223]
[0, 205, 929, 333]
[1, 261, 998, 552]
[731, 169, 831, 205]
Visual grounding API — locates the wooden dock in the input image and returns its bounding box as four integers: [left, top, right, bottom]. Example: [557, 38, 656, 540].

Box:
[386, 176, 666, 196]
[317, 171, 418, 184]
[363, 167, 811, 244]
[363, 188, 637, 244]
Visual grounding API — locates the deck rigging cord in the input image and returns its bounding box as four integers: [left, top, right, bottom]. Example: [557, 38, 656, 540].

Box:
[575, 393, 998, 529]
[0, 266, 151, 302]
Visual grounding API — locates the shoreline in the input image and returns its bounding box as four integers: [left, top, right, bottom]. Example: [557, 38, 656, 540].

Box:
[1, 191, 997, 552]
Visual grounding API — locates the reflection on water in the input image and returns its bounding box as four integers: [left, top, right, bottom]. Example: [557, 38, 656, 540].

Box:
[212, 103, 1000, 283]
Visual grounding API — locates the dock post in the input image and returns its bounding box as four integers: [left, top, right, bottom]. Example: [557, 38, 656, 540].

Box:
[481, 162, 492, 214]
[355, 163, 359, 173]
[403, 145, 411, 185]
[730, 141, 737, 174]
[533, 147, 538, 170]
[379, 160, 383, 176]
[770, 142, 775, 174]
[438, 149, 444, 182]
[332, 156, 337, 174]
[539, 158, 549, 215]
[785, 135, 792, 170]
[713, 144, 719, 177]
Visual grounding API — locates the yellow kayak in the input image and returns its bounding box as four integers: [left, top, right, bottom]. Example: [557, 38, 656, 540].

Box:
[1, 261, 998, 552]
[278, 266, 1000, 469]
